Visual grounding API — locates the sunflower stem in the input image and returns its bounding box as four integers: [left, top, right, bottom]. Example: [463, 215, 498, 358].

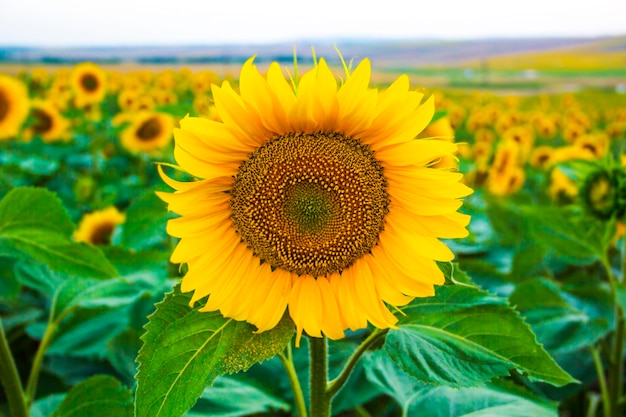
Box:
[24, 318, 57, 406]
[590, 345, 611, 417]
[0, 318, 29, 417]
[278, 345, 308, 417]
[309, 336, 330, 417]
[327, 328, 388, 398]
[601, 247, 626, 417]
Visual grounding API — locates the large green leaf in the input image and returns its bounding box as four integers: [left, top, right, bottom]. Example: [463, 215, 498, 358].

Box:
[186, 375, 290, 417]
[51, 375, 132, 417]
[0, 187, 117, 279]
[385, 285, 576, 387]
[135, 285, 295, 417]
[365, 352, 558, 417]
[509, 277, 613, 354]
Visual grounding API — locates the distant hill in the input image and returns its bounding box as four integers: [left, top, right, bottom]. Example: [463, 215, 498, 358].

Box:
[458, 36, 626, 70]
[1, 37, 621, 69]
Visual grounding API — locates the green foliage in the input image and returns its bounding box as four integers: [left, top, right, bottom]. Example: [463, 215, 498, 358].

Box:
[135, 285, 295, 417]
[187, 376, 291, 417]
[51, 375, 133, 417]
[366, 352, 559, 417]
[510, 277, 613, 354]
[0, 187, 117, 279]
[385, 285, 576, 387]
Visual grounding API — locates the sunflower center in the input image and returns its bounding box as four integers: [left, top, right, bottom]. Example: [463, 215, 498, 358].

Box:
[230, 131, 389, 277]
[90, 222, 115, 245]
[32, 109, 53, 134]
[80, 74, 99, 92]
[0, 89, 9, 121]
[136, 117, 161, 141]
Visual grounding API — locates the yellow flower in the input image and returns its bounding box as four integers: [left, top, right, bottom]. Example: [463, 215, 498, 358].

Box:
[70, 62, 107, 107]
[159, 57, 472, 344]
[74, 206, 126, 246]
[0, 74, 30, 140]
[120, 111, 174, 154]
[487, 141, 525, 196]
[24, 99, 70, 143]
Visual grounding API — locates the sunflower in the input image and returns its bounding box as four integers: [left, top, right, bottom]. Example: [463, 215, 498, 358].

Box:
[24, 99, 70, 143]
[159, 57, 472, 344]
[70, 62, 107, 107]
[120, 111, 174, 154]
[74, 206, 126, 246]
[0, 74, 30, 140]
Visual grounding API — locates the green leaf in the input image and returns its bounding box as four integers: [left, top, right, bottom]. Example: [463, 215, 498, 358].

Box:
[135, 285, 295, 417]
[30, 394, 65, 417]
[509, 277, 613, 354]
[522, 206, 613, 265]
[47, 308, 129, 358]
[51, 375, 132, 417]
[186, 375, 290, 417]
[386, 285, 576, 387]
[54, 276, 146, 316]
[14, 260, 66, 297]
[121, 190, 172, 250]
[0, 187, 118, 279]
[0, 257, 20, 302]
[365, 352, 559, 417]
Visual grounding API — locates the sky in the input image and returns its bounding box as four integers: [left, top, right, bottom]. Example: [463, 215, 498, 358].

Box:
[0, 0, 625, 47]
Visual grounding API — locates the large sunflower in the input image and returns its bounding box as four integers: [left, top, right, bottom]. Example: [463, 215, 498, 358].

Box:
[159, 57, 472, 344]
[0, 74, 30, 141]
[70, 62, 107, 107]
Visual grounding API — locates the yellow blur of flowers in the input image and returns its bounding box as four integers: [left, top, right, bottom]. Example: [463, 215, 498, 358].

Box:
[158, 56, 473, 345]
[74, 206, 126, 246]
[0, 74, 30, 140]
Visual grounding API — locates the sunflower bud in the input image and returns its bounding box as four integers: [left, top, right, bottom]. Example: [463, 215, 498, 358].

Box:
[580, 167, 626, 220]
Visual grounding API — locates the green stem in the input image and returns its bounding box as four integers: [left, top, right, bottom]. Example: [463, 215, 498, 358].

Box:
[309, 336, 330, 417]
[610, 310, 625, 417]
[327, 329, 388, 398]
[591, 346, 611, 417]
[0, 319, 29, 417]
[278, 345, 307, 417]
[354, 405, 375, 417]
[602, 248, 626, 417]
[24, 319, 57, 406]
[586, 393, 602, 417]
[24, 304, 73, 407]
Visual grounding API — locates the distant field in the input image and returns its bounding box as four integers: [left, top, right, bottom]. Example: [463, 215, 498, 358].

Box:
[2, 35, 625, 93]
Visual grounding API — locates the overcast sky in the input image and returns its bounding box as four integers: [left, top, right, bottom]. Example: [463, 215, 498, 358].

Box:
[0, 0, 625, 47]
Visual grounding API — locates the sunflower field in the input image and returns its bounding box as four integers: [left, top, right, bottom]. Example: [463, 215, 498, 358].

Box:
[1, 55, 626, 417]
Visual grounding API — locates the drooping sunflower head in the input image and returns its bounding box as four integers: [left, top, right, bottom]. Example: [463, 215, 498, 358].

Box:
[159, 56, 472, 344]
[70, 62, 107, 107]
[120, 111, 174, 154]
[73, 206, 126, 246]
[0, 74, 30, 141]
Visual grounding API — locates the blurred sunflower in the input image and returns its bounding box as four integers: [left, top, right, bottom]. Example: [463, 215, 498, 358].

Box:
[74, 206, 126, 246]
[120, 111, 174, 154]
[159, 57, 472, 344]
[24, 99, 70, 143]
[0, 74, 30, 140]
[70, 62, 107, 107]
